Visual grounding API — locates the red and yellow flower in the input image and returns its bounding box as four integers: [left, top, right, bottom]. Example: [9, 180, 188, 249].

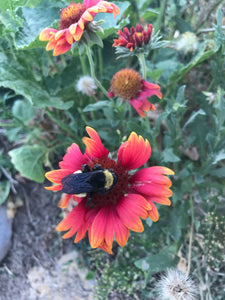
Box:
[113, 23, 153, 51]
[108, 69, 162, 117]
[39, 0, 120, 56]
[45, 127, 174, 254]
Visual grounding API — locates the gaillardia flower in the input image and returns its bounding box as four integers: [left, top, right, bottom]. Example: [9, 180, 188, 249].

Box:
[113, 23, 153, 52]
[108, 69, 162, 117]
[39, 0, 120, 56]
[45, 127, 174, 254]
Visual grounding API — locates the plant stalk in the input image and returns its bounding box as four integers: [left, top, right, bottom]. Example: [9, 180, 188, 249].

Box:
[85, 45, 109, 98]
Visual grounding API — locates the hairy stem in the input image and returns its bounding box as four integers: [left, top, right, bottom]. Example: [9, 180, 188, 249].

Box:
[85, 45, 109, 98]
[137, 52, 147, 80]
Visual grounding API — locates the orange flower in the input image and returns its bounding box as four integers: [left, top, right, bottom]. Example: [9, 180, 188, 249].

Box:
[45, 127, 174, 254]
[39, 0, 120, 56]
[108, 69, 162, 117]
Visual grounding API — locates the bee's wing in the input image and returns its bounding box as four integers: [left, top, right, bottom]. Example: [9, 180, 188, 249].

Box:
[61, 173, 95, 194]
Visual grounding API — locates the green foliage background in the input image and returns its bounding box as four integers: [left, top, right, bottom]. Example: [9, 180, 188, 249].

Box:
[0, 0, 225, 299]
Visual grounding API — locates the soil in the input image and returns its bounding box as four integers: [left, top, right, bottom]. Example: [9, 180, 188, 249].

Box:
[0, 180, 94, 300]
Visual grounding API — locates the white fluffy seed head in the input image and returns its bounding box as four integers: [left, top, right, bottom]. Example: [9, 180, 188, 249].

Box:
[157, 269, 198, 300]
[76, 76, 97, 96]
[176, 32, 198, 54]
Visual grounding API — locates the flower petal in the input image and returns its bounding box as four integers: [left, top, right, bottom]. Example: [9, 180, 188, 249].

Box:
[98, 242, 113, 254]
[45, 184, 62, 191]
[142, 80, 163, 99]
[83, 126, 109, 158]
[56, 200, 86, 238]
[75, 206, 98, 243]
[83, 0, 101, 7]
[129, 97, 152, 117]
[45, 169, 72, 184]
[114, 212, 129, 247]
[118, 132, 151, 170]
[148, 201, 159, 222]
[116, 195, 144, 232]
[148, 196, 171, 206]
[130, 168, 173, 187]
[133, 182, 173, 198]
[104, 206, 114, 248]
[39, 28, 57, 41]
[59, 143, 87, 172]
[58, 193, 72, 208]
[89, 206, 108, 248]
[143, 166, 175, 175]
[53, 40, 72, 56]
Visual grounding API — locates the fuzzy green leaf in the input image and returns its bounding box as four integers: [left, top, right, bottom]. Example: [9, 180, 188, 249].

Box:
[12, 100, 36, 124]
[162, 148, 180, 163]
[83, 100, 110, 112]
[135, 245, 179, 279]
[0, 52, 73, 109]
[9, 145, 46, 182]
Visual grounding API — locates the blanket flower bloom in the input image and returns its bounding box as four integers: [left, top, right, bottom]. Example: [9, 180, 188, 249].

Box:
[108, 69, 162, 117]
[113, 23, 153, 52]
[39, 0, 120, 56]
[45, 127, 174, 254]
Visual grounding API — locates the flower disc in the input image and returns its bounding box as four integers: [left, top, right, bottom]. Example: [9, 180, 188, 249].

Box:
[110, 69, 143, 100]
[59, 3, 86, 30]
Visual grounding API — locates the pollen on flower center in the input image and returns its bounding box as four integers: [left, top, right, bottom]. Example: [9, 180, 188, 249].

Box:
[59, 3, 86, 30]
[88, 157, 129, 207]
[110, 69, 143, 101]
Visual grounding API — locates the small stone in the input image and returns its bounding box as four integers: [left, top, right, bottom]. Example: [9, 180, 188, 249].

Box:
[0, 206, 13, 262]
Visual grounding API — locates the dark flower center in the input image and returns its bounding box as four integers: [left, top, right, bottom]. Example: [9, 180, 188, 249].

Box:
[110, 69, 143, 101]
[59, 3, 86, 30]
[87, 157, 129, 207]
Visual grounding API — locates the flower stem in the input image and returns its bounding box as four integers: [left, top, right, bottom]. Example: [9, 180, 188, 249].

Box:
[80, 55, 88, 75]
[138, 52, 147, 80]
[85, 45, 109, 98]
[187, 194, 194, 276]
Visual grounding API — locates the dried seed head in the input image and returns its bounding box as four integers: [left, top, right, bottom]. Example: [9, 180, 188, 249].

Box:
[76, 76, 97, 96]
[157, 269, 198, 300]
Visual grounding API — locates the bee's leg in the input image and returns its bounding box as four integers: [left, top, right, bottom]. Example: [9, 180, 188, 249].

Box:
[85, 192, 93, 207]
[92, 164, 103, 171]
[82, 164, 91, 173]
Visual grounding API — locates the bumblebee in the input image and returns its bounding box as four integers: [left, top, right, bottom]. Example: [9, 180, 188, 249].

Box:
[61, 164, 118, 198]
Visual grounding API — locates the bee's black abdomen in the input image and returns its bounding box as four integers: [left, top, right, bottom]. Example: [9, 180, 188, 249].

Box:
[61, 167, 118, 196]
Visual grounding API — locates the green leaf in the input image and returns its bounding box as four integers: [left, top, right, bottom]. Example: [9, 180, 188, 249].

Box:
[15, 5, 59, 49]
[9, 145, 46, 182]
[169, 203, 189, 241]
[214, 88, 225, 128]
[214, 8, 225, 48]
[127, 121, 144, 135]
[174, 17, 193, 33]
[12, 99, 36, 124]
[135, 244, 179, 279]
[162, 148, 180, 163]
[0, 181, 11, 205]
[183, 109, 206, 129]
[212, 150, 225, 165]
[83, 100, 110, 112]
[211, 167, 225, 177]
[83, 30, 103, 48]
[169, 41, 219, 85]
[0, 52, 73, 109]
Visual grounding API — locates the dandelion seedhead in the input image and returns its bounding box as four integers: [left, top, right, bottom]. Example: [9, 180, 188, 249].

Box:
[176, 32, 198, 54]
[157, 269, 198, 300]
[76, 76, 97, 96]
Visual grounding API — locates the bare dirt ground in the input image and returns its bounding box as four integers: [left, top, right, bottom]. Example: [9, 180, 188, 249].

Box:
[0, 181, 95, 300]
